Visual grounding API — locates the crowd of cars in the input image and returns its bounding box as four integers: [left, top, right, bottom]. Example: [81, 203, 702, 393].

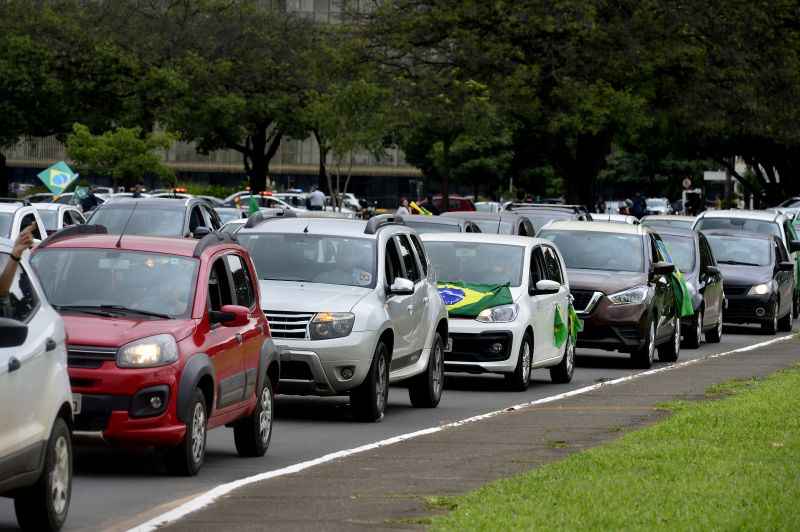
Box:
[2, 188, 799, 531]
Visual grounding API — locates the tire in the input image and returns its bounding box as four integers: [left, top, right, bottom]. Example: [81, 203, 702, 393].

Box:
[352, 341, 390, 422]
[234, 377, 274, 457]
[658, 315, 681, 362]
[14, 418, 72, 532]
[166, 389, 207, 476]
[682, 309, 702, 349]
[778, 305, 793, 332]
[549, 333, 574, 384]
[761, 301, 779, 335]
[505, 333, 532, 391]
[632, 320, 656, 369]
[408, 332, 444, 408]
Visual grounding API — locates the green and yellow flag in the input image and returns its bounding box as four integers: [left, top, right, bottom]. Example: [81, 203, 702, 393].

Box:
[437, 281, 513, 318]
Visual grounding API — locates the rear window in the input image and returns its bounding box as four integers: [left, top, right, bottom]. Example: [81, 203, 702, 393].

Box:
[695, 217, 781, 239]
[539, 230, 645, 272]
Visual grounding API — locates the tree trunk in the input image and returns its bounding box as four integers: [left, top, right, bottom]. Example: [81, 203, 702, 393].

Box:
[0, 152, 8, 197]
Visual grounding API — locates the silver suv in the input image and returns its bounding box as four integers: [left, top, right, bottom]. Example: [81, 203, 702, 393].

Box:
[237, 214, 448, 422]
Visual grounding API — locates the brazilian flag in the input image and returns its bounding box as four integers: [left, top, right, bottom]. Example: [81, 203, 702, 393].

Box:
[437, 281, 513, 318]
[670, 270, 695, 318]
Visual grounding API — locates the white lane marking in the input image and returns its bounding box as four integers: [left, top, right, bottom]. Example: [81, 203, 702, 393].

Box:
[129, 334, 794, 531]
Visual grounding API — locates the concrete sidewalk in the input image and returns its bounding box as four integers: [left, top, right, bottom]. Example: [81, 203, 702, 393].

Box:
[163, 337, 800, 531]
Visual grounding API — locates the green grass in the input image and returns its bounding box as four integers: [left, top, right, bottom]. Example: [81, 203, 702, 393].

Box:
[431, 367, 800, 531]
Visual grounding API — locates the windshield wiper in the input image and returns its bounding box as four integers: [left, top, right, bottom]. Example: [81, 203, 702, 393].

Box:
[718, 260, 761, 266]
[98, 305, 172, 319]
[52, 305, 116, 317]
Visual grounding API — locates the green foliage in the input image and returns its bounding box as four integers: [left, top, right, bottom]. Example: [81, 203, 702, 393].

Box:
[66, 124, 176, 189]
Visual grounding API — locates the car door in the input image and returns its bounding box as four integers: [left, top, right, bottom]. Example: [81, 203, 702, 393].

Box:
[383, 236, 414, 368]
[650, 234, 676, 339]
[395, 234, 427, 363]
[528, 246, 552, 360]
[225, 254, 263, 400]
[540, 245, 569, 361]
[698, 234, 723, 327]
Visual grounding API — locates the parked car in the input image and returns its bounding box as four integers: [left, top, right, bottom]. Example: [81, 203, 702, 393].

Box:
[441, 211, 536, 236]
[88, 198, 222, 238]
[591, 213, 639, 224]
[32, 203, 86, 234]
[703, 231, 795, 333]
[417, 195, 476, 213]
[236, 214, 449, 421]
[0, 199, 48, 243]
[0, 239, 73, 531]
[645, 197, 672, 215]
[539, 221, 681, 368]
[640, 215, 696, 230]
[656, 228, 724, 347]
[422, 233, 575, 389]
[401, 214, 482, 234]
[31, 227, 279, 475]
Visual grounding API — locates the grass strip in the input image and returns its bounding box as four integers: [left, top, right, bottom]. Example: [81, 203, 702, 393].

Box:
[432, 366, 800, 531]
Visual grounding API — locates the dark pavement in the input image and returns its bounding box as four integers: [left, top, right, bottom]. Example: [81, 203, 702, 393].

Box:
[159, 334, 800, 531]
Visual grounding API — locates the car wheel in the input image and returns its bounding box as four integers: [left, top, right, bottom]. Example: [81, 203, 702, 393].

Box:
[778, 304, 793, 332]
[352, 341, 390, 422]
[234, 377, 274, 457]
[505, 333, 532, 391]
[762, 301, 779, 335]
[166, 389, 207, 476]
[14, 417, 72, 532]
[682, 309, 703, 349]
[408, 332, 445, 408]
[658, 315, 681, 362]
[632, 320, 656, 369]
[549, 333, 574, 384]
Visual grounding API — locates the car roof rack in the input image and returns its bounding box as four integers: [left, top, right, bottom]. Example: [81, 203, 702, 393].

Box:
[37, 224, 108, 249]
[0, 197, 30, 206]
[193, 231, 239, 258]
[364, 214, 405, 234]
[243, 208, 296, 229]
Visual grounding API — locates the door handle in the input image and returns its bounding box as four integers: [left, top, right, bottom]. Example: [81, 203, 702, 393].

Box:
[46, 338, 57, 352]
[235, 333, 243, 344]
[8, 357, 21, 373]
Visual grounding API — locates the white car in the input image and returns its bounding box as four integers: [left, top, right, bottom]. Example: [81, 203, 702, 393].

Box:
[421, 233, 574, 390]
[236, 214, 449, 421]
[0, 239, 73, 531]
[32, 203, 86, 234]
[0, 201, 48, 243]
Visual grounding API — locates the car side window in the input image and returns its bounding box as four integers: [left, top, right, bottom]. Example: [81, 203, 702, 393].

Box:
[0, 255, 38, 323]
[225, 255, 255, 309]
[542, 246, 564, 284]
[408, 233, 428, 276]
[385, 238, 403, 287]
[208, 258, 234, 312]
[396, 235, 421, 283]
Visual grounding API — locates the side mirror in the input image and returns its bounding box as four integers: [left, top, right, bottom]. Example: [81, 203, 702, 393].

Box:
[532, 279, 561, 295]
[778, 261, 795, 272]
[193, 226, 211, 239]
[389, 277, 414, 295]
[0, 318, 28, 348]
[789, 240, 800, 253]
[651, 261, 675, 277]
[209, 305, 250, 327]
[704, 265, 720, 275]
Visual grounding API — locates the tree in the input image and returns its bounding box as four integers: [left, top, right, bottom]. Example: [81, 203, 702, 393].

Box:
[66, 124, 175, 189]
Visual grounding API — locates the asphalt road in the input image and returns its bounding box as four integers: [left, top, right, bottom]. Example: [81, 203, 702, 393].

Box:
[0, 324, 791, 532]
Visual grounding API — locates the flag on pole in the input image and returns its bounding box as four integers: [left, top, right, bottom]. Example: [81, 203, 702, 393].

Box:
[37, 161, 78, 195]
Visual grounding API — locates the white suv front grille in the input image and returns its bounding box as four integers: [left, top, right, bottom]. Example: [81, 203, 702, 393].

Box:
[265, 311, 313, 339]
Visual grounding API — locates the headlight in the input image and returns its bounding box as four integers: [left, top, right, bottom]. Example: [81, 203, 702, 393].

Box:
[310, 312, 355, 340]
[747, 282, 773, 296]
[476, 304, 519, 323]
[608, 285, 649, 305]
[117, 334, 178, 368]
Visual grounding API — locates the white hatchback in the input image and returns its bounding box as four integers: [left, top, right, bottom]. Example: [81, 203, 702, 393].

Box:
[0, 240, 73, 531]
[422, 233, 574, 390]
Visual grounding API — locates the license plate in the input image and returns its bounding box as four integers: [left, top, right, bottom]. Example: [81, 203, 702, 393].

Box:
[445, 338, 453, 352]
[71, 394, 81, 415]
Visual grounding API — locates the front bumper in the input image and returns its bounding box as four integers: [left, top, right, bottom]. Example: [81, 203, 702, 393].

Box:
[577, 300, 649, 352]
[444, 318, 520, 374]
[723, 293, 776, 324]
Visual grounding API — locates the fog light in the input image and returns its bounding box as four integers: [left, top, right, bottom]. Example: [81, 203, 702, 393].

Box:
[149, 396, 163, 409]
[341, 367, 354, 380]
[490, 343, 504, 354]
[755, 307, 766, 317]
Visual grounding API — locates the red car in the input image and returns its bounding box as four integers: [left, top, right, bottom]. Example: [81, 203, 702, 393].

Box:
[31, 226, 279, 476]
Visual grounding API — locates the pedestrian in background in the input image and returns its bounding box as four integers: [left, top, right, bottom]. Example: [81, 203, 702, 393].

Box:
[396, 197, 410, 216]
[308, 186, 325, 211]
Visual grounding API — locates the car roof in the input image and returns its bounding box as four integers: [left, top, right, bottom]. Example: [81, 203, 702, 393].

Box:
[701, 229, 775, 241]
[651, 227, 697, 239]
[239, 217, 382, 238]
[698, 209, 783, 222]
[420, 232, 543, 248]
[543, 220, 647, 235]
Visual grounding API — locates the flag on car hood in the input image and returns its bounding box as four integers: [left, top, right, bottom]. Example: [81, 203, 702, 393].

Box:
[437, 281, 513, 318]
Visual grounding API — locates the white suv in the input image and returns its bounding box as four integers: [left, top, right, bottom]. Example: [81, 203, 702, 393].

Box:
[422, 233, 574, 390]
[0, 240, 73, 531]
[236, 214, 449, 421]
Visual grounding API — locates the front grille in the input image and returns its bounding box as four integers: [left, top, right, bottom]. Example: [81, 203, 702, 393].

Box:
[68, 345, 117, 369]
[724, 284, 750, 296]
[264, 311, 313, 339]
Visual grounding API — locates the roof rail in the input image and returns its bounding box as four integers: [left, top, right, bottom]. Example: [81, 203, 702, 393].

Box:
[37, 224, 108, 249]
[243, 208, 296, 229]
[364, 214, 405, 234]
[193, 231, 239, 258]
[0, 197, 30, 206]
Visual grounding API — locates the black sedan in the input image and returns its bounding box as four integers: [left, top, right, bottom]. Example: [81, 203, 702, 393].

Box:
[440, 211, 536, 236]
[656, 228, 724, 347]
[703, 230, 795, 334]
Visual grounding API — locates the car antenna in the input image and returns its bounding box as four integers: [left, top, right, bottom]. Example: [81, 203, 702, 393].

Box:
[116, 202, 139, 248]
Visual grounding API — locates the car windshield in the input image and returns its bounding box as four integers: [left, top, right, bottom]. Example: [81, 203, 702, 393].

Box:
[0, 213, 11, 238]
[642, 219, 693, 229]
[646, 198, 669, 208]
[705, 235, 772, 266]
[238, 233, 377, 288]
[659, 234, 696, 273]
[404, 221, 462, 234]
[425, 242, 524, 286]
[695, 217, 781, 239]
[216, 209, 242, 224]
[539, 230, 645, 272]
[89, 205, 186, 237]
[31, 249, 198, 318]
[36, 210, 58, 232]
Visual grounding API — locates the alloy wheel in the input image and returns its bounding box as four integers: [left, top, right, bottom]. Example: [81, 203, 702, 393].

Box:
[258, 386, 273, 446]
[50, 435, 70, 515]
[191, 403, 206, 465]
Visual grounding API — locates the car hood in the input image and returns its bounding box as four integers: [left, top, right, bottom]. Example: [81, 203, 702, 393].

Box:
[259, 280, 371, 312]
[62, 315, 196, 348]
[567, 269, 648, 294]
[717, 264, 773, 286]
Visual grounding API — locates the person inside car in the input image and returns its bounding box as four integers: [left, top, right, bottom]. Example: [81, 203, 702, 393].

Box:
[0, 224, 35, 301]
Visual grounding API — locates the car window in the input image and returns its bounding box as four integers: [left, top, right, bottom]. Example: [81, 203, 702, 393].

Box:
[395, 234, 421, 283]
[385, 238, 403, 286]
[408, 233, 428, 276]
[0, 254, 38, 323]
[225, 255, 255, 308]
[208, 258, 234, 312]
[541, 246, 563, 284]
